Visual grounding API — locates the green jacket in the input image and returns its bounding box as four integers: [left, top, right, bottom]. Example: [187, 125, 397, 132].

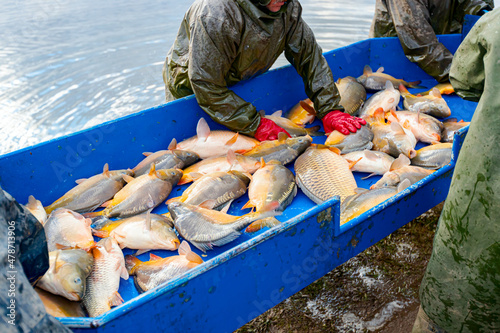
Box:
[163, 0, 340, 136]
[370, 0, 493, 82]
[418, 9, 500, 332]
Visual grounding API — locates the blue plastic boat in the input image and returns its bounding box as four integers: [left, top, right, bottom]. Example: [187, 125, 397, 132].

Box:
[0, 16, 480, 333]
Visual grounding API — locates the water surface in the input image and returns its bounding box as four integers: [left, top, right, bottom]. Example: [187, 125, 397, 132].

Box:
[1, 0, 373, 155]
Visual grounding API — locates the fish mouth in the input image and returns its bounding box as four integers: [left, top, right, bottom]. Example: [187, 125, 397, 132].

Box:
[172, 239, 180, 249]
[409, 149, 417, 159]
[66, 292, 81, 301]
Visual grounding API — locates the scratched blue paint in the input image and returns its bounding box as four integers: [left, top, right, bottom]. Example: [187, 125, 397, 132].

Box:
[0, 27, 479, 333]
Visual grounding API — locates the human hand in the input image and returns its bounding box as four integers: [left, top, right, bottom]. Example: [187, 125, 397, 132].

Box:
[254, 117, 291, 141]
[322, 110, 366, 135]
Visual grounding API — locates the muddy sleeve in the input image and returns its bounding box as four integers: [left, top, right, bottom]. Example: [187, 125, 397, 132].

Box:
[188, 15, 261, 136]
[449, 16, 486, 102]
[385, 0, 453, 83]
[284, 3, 341, 119]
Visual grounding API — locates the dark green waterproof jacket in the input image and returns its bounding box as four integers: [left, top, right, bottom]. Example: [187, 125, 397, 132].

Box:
[163, 0, 340, 136]
[418, 10, 500, 333]
[369, 0, 493, 83]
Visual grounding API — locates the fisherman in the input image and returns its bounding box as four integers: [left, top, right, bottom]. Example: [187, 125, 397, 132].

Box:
[413, 10, 500, 333]
[162, 0, 365, 141]
[369, 0, 494, 83]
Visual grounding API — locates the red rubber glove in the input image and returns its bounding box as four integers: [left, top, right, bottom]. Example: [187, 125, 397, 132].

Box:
[254, 118, 291, 141]
[322, 110, 366, 135]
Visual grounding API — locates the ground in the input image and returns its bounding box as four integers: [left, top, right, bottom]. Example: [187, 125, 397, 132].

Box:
[235, 203, 444, 333]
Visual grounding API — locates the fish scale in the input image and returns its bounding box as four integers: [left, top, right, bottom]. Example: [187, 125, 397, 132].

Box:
[294, 147, 358, 204]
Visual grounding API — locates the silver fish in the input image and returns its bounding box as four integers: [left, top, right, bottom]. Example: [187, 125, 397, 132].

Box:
[411, 143, 452, 169]
[399, 85, 451, 118]
[44, 208, 95, 252]
[441, 119, 470, 142]
[264, 111, 323, 137]
[342, 150, 394, 178]
[325, 125, 374, 153]
[243, 133, 312, 165]
[335, 76, 367, 115]
[357, 65, 423, 91]
[358, 81, 401, 119]
[371, 154, 434, 189]
[389, 110, 443, 144]
[132, 147, 199, 176]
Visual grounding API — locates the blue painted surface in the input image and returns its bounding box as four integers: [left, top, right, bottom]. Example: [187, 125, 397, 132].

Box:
[0, 34, 477, 332]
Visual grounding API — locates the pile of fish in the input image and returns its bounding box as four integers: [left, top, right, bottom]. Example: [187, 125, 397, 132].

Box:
[24, 65, 467, 319]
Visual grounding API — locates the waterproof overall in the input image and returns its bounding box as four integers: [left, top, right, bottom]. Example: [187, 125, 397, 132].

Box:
[163, 0, 340, 136]
[415, 9, 500, 333]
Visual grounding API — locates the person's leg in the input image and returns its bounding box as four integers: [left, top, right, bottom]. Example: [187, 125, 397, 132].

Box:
[412, 306, 448, 333]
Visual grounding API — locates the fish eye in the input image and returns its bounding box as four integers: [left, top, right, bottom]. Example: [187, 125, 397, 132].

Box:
[74, 277, 82, 285]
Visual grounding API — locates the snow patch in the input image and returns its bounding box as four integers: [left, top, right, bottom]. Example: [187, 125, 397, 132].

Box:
[339, 300, 407, 331]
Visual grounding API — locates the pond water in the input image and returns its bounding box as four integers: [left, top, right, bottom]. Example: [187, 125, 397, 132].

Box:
[0, 0, 375, 155]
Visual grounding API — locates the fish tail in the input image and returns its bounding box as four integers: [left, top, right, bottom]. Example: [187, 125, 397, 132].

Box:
[166, 196, 182, 205]
[125, 255, 143, 275]
[305, 126, 324, 137]
[82, 210, 106, 218]
[406, 80, 426, 89]
[245, 217, 281, 233]
[92, 229, 110, 238]
[178, 174, 192, 185]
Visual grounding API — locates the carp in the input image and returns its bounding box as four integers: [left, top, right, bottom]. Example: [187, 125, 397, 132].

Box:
[25, 195, 47, 225]
[263, 111, 323, 137]
[285, 98, 316, 126]
[358, 81, 401, 120]
[83, 237, 128, 317]
[37, 249, 93, 301]
[371, 154, 434, 189]
[342, 150, 395, 178]
[411, 143, 452, 169]
[125, 241, 203, 293]
[45, 164, 133, 214]
[243, 133, 312, 165]
[44, 208, 95, 252]
[357, 65, 423, 90]
[325, 125, 374, 153]
[399, 84, 451, 118]
[335, 76, 367, 115]
[389, 110, 443, 144]
[174, 117, 259, 159]
[294, 145, 358, 204]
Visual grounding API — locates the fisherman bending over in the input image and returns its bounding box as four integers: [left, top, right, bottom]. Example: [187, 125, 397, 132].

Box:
[163, 0, 365, 141]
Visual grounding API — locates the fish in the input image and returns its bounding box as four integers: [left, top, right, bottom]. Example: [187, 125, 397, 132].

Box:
[342, 150, 395, 178]
[131, 141, 199, 176]
[357, 65, 424, 90]
[340, 179, 411, 225]
[25, 195, 47, 225]
[420, 82, 454, 96]
[91, 211, 180, 254]
[168, 201, 280, 252]
[388, 110, 443, 144]
[242, 160, 296, 232]
[125, 241, 203, 293]
[441, 119, 470, 142]
[179, 149, 261, 185]
[37, 249, 93, 301]
[83, 237, 128, 317]
[294, 145, 358, 204]
[411, 143, 452, 169]
[358, 81, 401, 120]
[45, 164, 133, 214]
[324, 125, 374, 153]
[174, 117, 259, 159]
[335, 76, 367, 115]
[167, 170, 250, 210]
[371, 154, 434, 189]
[399, 84, 451, 118]
[84, 165, 182, 218]
[263, 111, 323, 137]
[369, 109, 417, 158]
[285, 98, 316, 126]
[243, 133, 312, 165]
[35, 287, 87, 318]
[44, 208, 95, 252]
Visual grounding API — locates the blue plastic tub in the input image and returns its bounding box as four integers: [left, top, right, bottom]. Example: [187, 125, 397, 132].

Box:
[0, 24, 479, 332]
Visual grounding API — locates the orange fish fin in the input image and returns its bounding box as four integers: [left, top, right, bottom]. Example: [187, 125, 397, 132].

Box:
[166, 196, 182, 205]
[363, 65, 372, 75]
[75, 178, 87, 185]
[376, 66, 384, 73]
[178, 174, 192, 185]
[241, 201, 255, 210]
[101, 200, 112, 208]
[109, 291, 124, 307]
[407, 80, 424, 89]
[142, 152, 153, 157]
[271, 110, 283, 117]
[347, 157, 363, 170]
[199, 199, 217, 210]
[102, 163, 110, 178]
[398, 83, 410, 95]
[91, 246, 105, 260]
[125, 255, 142, 275]
[245, 217, 281, 233]
[147, 253, 161, 261]
[92, 229, 110, 238]
[148, 163, 156, 176]
[225, 132, 239, 147]
[328, 146, 342, 155]
[177, 240, 192, 256]
[168, 138, 177, 150]
[82, 211, 104, 218]
[134, 249, 149, 256]
[299, 100, 316, 116]
[277, 132, 288, 143]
